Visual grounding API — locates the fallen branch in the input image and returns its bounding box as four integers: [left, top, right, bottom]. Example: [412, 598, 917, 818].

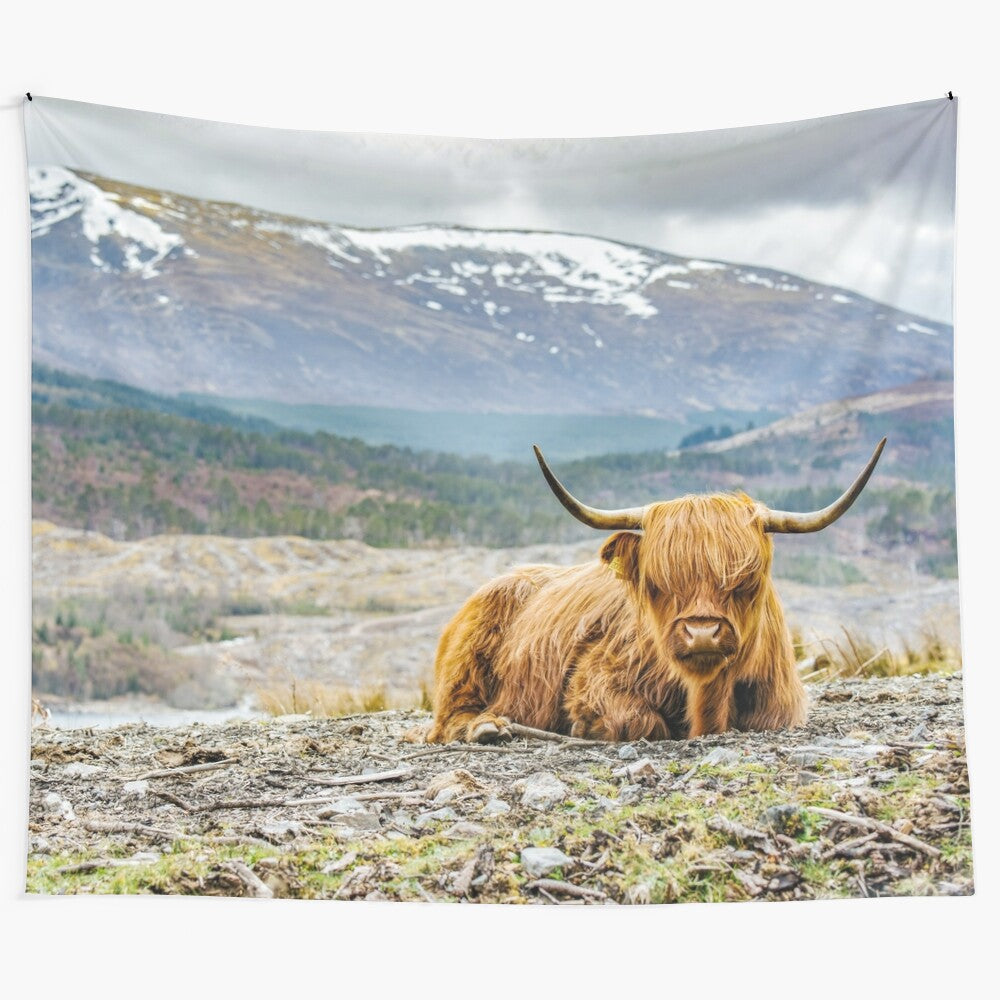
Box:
[81, 818, 271, 848]
[707, 814, 778, 855]
[151, 790, 194, 812]
[310, 767, 413, 787]
[225, 860, 273, 899]
[197, 798, 288, 812]
[452, 844, 494, 898]
[806, 807, 941, 858]
[281, 790, 425, 807]
[821, 831, 880, 860]
[136, 759, 237, 780]
[83, 819, 175, 839]
[524, 879, 607, 901]
[506, 723, 607, 747]
[57, 858, 143, 874]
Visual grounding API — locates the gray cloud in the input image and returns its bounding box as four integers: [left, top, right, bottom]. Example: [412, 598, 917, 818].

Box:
[25, 95, 956, 321]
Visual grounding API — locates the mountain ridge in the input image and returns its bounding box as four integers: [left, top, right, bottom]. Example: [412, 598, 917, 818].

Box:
[30, 166, 953, 420]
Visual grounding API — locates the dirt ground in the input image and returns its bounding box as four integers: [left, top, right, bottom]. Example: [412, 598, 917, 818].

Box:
[26, 672, 972, 903]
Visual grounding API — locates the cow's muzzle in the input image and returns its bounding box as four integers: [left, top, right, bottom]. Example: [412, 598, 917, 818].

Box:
[671, 617, 738, 673]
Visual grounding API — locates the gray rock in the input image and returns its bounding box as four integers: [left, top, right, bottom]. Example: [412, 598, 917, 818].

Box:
[618, 783, 643, 805]
[520, 847, 573, 878]
[413, 807, 459, 829]
[320, 850, 358, 874]
[788, 751, 822, 767]
[122, 779, 150, 798]
[514, 772, 568, 811]
[41, 792, 75, 821]
[612, 757, 658, 784]
[445, 821, 487, 838]
[431, 786, 460, 806]
[617, 744, 639, 761]
[63, 762, 103, 778]
[700, 747, 741, 767]
[316, 796, 365, 817]
[259, 821, 307, 840]
[481, 797, 511, 817]
[325, 811, 381, 832]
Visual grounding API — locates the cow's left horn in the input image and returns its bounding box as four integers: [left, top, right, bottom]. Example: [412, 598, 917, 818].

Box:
[762, 438, 887, 534]
[534, 445, 646, 530]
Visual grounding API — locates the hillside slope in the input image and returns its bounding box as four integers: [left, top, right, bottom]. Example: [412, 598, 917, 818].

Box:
[30, 166, 952, 418]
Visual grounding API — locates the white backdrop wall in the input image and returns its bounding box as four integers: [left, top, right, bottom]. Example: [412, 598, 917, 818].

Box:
[2, 3, 996, 996]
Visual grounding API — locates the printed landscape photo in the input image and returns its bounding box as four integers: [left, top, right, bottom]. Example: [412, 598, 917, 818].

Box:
[25, 95, 969, 902]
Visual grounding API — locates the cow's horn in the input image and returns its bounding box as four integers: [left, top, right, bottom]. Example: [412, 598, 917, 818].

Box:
[533, 445, 646, 530]
[762, 438, 887, 534]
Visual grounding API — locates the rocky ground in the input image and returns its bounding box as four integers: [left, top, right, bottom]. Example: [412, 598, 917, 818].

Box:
[26, 672, 972, 903]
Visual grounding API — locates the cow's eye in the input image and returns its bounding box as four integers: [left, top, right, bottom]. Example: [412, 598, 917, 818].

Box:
[645, 580, 660, 601]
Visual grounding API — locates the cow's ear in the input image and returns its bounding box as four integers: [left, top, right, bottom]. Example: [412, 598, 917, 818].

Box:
[600, 531, 641, 584]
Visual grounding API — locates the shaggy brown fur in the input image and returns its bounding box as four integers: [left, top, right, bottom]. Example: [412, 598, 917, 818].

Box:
[426, 493, 806, 743]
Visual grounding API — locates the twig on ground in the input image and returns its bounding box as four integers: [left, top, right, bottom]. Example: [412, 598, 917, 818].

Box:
[57, 858, 141, 874]
[83, 819, 175, 839]
[197, 798, 288, 812]
[886, 741, 963, 751]
[806, 807, 942, 858]
[282, 790, 425, 807]
[707, 814, 778, 855]
[505, 723, 607, 747]
[82, 818, 271, 848]
[672, 763, 700, 788]
[411, 879, 436, 903]
[136, 759, 237, 780]
[225, 860, 273, 899]
[452, 854, 480, 898]
[821, 831, 880, 860]
[151, 790, 194, 812]
[310, 767, 413, 787]
[524, 879, 607, 901]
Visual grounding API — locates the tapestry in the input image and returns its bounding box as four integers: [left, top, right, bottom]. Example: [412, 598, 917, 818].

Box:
[25, 95, 968, 902]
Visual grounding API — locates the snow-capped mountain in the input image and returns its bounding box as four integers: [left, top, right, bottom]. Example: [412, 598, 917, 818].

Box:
[28, 166, 953, 418]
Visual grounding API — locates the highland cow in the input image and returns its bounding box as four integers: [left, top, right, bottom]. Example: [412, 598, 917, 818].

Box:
[425, 438, 885, 744]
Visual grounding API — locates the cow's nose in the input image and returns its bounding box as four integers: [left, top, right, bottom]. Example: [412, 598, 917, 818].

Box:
[683, 621, 723, 653]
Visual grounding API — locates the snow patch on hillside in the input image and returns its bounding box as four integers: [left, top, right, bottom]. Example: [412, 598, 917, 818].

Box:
[29, 166, 184, 278]
[339, 226, 673, 319]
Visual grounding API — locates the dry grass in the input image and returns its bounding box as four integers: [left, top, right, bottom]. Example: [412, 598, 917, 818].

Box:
[796, 627, 960, 684]
[255, 678, 431, 718]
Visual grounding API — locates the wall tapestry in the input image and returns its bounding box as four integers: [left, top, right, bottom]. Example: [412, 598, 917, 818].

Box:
[25, 95, 968, 902]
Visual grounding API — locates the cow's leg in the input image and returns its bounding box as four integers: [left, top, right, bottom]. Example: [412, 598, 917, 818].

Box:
[426, 574, 538, 744]
[732, 678, 807, 732]
[685, 672, 735, 738]
[568, 692, 671, 742]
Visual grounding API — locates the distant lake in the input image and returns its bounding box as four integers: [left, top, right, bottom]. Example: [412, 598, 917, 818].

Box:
[182, 395, 780, 462]
[44, 698, 264, 730]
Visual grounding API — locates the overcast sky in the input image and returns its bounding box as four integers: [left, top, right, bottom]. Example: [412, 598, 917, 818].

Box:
[25, 95, 956, 322]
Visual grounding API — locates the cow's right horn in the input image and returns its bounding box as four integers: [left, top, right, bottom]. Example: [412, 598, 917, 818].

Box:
[534, 445, 647, 530]
[761, 438, 887, 534]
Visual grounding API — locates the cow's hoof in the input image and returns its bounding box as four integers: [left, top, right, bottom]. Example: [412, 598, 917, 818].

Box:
[469, 717, 510, 744]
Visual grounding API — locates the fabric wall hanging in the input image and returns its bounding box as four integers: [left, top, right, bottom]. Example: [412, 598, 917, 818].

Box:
[24, 95, 967, 902]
